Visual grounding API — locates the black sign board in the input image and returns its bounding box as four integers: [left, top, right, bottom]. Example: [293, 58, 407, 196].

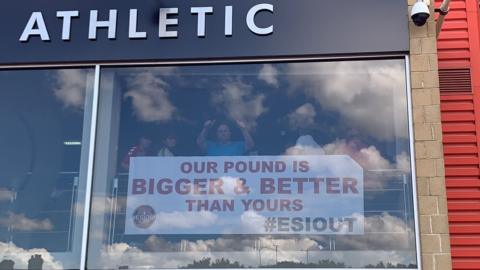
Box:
[0, 0, 409, 65]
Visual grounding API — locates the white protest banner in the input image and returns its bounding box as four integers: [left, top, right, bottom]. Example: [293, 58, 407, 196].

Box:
[124, 155, 364, 235]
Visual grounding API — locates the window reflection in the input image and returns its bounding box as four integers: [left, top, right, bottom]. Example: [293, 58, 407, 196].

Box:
[0, 69, 94, 269]
[89, 59, 417, 269]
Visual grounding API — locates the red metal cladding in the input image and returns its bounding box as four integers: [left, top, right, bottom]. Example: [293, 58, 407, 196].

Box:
[437, 0, 480, 269]
[437, 0, 471, 69]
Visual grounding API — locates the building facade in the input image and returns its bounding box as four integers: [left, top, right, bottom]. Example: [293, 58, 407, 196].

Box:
[0, 0, 454, 269]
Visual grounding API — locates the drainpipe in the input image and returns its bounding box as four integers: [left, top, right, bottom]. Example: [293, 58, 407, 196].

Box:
[436, 0, 452, 38]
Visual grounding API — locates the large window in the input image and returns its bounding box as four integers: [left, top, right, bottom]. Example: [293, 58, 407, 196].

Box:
[87, 59, 418, 269]
[0, 68, 95, 269]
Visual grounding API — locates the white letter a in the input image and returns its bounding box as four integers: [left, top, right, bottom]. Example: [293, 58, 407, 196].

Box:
[20, 12, 50, 41]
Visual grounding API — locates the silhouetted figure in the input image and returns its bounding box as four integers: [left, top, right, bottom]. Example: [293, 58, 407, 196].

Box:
[28, 255, 43, 270]
[0, 259, 14, 270]
[197, 120, 254, 156]
[158, 133, 177, 157]
[121, 136, 153, 170]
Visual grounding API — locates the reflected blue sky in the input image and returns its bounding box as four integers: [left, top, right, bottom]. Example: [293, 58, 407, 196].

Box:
[0, 69, 93, 269]
[116, 61, 409, 161]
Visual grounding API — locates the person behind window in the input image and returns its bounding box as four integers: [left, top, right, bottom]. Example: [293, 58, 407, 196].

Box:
[120, 135, 153, 170]
[158, 133, 177, 157]
[196, 119, 254, 156]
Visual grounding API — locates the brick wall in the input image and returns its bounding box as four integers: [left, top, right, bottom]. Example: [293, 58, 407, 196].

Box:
[408, 1, 453, 269]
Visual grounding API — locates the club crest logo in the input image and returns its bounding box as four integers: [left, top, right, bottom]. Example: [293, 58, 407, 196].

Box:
[132, 205, 156, 229]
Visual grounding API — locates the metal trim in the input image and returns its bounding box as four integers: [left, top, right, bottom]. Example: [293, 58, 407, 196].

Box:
[0, 54, 406, 70]
[405, 55, 423, 270]
[79, 65, 101, 270]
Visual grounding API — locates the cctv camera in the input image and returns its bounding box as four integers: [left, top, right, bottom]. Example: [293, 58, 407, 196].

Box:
[411, 1, 430, 26]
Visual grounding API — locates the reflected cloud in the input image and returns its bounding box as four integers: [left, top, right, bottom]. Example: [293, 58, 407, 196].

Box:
[395, 152, 411, 173]
[287, 61, 407, 140]
[285, 135, 325, 155]
[95, 229, 414, 269]
[366, 213, 409, 234]
[125, 71, 177, 123]
[181, 214, 413, 254]
[136, 66, 177, 76]
[238, 211, 266, 234]
[145, 235, 175, 252]
[0, 242, 63, 269]
[288, 103, 316, 130]
[337, 213, 413, 250]
[211, 80, 267, 129]
[322, 139, 409, 172]
[53, 69, 88, 110]
[97, 236, 322, 268]
[322, 140, 391, 171]
[258, 64, 279, 87]
[216, 176, 243, 197]
[285, 139, 410, 188]
[0, 188, 14, 202]
[0, 212, 53, 231]
[89, 196, 117, 216]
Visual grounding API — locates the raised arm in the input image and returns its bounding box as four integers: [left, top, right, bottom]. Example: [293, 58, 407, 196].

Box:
[236, 120, 255, 151]
[197, 120, 215, 151]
